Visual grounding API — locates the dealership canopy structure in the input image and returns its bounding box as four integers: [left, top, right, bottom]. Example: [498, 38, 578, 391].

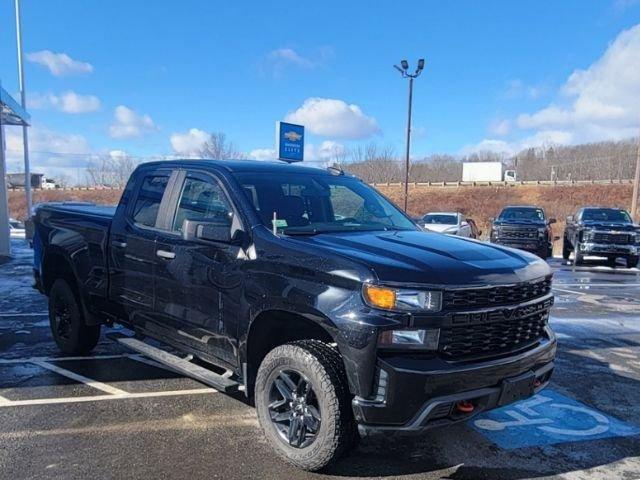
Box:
[1, 0, 32, 258]
[0, 84, 31, 257]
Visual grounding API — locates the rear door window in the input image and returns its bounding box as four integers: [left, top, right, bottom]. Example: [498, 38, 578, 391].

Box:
[131, 175, 169, 227]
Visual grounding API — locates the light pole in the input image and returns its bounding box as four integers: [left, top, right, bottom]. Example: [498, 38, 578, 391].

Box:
[394, 58, 424, 212]
[15, 0, 31, 217]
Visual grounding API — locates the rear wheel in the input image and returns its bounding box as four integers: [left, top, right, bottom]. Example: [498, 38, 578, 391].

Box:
[607, 256, 617, 268]
[627, 256, 639, 269]
[49, 279, 101, 354]
[255, 340, 356, 471]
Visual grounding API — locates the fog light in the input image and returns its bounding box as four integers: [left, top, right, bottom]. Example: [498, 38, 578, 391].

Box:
[378, 328, 440, 350]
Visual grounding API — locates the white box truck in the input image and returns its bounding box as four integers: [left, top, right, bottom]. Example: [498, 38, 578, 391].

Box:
[462, 162, 516, 182]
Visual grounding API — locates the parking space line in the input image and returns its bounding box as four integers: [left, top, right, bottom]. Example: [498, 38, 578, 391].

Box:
[0, 312, 49, 317]
[0, 388, 217, 408]
[33, 360, 129, 396]
[0, 395, 12, 407]
[553, 287, 588, 295]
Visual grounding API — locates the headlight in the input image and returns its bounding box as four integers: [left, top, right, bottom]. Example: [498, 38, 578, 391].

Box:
[363, 284, 442, 312]
[581, 229, 595, 242]
[378, 328, 440, 349]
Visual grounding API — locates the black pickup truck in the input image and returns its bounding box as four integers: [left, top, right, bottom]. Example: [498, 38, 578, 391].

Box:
[489, 206, 557, 258]
[563, 207, 639, 268]
[31, 160, 556, 471]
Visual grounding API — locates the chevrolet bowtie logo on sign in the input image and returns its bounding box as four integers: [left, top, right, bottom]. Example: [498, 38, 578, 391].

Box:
[284, 131, 302, 142]
[276, 121, 304, 163]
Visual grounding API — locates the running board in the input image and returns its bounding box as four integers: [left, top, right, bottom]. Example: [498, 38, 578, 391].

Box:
[109, 333, 239, 393]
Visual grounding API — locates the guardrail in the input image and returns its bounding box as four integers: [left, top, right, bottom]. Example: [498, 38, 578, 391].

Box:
[371, 179, 634, 187]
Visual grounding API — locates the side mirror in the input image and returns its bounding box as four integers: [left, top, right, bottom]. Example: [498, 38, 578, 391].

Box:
[489, 217, 495, 223]
[182, 218, 232, 243]
[566, 215, 574, 223]
[548, 218, 557, 224]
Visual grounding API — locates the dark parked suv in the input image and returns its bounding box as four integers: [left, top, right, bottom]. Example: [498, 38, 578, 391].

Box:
[30, 160, 556, 470]
[490, 206, 556, 258]
[563, 207, 639, 268]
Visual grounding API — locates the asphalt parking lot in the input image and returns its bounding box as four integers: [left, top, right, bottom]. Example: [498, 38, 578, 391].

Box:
[1, 239, 639, 480]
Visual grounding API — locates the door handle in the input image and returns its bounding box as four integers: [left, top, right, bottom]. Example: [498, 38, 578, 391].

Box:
[112, 240, 127, 248]
[156, 249, 176, 260]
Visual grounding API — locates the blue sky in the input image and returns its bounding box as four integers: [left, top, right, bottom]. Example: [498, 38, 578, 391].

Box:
[1, 0, 640, 179]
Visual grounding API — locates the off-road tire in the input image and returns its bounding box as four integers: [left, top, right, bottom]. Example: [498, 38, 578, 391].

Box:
[627, 256, 639, 269]
[255, 340, 357, 471]
[562, 237, 571, 260]
[49, 279, 101, 354]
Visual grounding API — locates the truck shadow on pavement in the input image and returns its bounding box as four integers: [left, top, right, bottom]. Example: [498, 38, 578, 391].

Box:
[324, 347, 640, 479]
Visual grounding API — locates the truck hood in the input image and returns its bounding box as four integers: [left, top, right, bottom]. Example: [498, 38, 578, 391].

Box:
[289, 230, 550, 286]
[581, 221, 637, 231]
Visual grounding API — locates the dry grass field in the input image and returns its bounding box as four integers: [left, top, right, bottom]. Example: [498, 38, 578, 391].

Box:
[9, 183, 634, 254]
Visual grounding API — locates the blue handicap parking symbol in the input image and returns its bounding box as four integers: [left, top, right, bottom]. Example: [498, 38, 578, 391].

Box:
[470, 389, 640, 449]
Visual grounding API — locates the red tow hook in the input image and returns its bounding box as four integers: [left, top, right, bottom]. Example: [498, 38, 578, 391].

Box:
[533, 378, 542, 388]
[456, 400, 475, 413]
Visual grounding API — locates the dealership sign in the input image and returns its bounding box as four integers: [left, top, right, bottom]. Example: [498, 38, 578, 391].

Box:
[276, 121, 304, 162]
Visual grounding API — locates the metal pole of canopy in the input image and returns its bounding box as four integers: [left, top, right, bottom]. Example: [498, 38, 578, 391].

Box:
[0, 93, 11, 257]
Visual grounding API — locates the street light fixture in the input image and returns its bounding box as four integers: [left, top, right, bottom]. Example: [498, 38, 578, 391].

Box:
[394, 58, 425, 212]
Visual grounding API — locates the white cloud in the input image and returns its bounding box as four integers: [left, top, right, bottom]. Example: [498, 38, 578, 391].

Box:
[26, 50, 93, 76]
[249, 148, 276, 161]
[471, 24, 640, 154]
[285, 98, 381, 140]
[304, 141, 346, 162]
[488, 119, 511, 136]
[263, 47, 332, 76]
[4, 126, 93, 182]
[516, 24, 640, 143]
[170, 128, 209, 156]
[504, 79, 546, 100]
[109, 105, 157, 139]
[29, 91, 100, 114]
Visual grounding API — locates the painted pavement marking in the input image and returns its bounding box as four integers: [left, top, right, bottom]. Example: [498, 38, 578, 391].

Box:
[471, 389, 640, 449]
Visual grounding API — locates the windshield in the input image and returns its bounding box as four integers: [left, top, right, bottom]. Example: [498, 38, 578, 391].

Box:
[582, 208, 631, 223]
[498, 207, 545, 222]
[234, 172, 417, 234]
[423, 214, 457, 225]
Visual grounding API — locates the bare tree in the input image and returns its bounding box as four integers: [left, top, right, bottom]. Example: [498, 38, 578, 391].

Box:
[86, 153, 138, 187]
[199, 132, 244, 160]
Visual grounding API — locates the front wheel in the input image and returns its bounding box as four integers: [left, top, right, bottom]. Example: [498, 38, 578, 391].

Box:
[255, 340, 356, 471]
[574, 251, 585, 266]
[49, 279, 101, 354]
[627, 256, 639, 269]
[562, 237, 571, 260]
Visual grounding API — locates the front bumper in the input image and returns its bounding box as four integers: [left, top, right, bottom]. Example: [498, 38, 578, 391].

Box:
[579, 242, 639, 256]
[352, 332, 556, 434]
[492, 238, 545, 252]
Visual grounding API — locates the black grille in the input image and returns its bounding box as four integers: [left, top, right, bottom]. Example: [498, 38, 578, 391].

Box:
[499, 227, 538, 239]
[443, 277, 552, 310]
[592, 232, 630, 245]
[439, 311, 548, 360]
